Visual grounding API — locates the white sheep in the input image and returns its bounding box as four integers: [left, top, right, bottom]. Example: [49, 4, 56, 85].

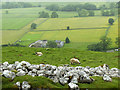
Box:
[36, 52, 43, 56]
[70, 58, 80, 64]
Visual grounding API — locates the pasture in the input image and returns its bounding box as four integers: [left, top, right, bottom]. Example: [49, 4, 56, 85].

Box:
[2, 7, 103, 30]
[2, 47, 119, 88]
[35, 17, 112, 30]
[17, 16, 117, 50]
[107, 18, 118, 48]
[2, 18, 47, 44]
[18, 29, 106, 50]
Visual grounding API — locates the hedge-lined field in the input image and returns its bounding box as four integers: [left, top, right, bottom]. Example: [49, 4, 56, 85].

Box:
[35, 17, 113, 31]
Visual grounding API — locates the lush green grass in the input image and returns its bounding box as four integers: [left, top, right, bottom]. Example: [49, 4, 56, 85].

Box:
[2, 47, 119, 88]
[2, 47, 118, 68]
[1, 18, 47, 44]
[2, 18, 35, 30]
[17, 28, 106, 50]
[35, 17, 114, 30]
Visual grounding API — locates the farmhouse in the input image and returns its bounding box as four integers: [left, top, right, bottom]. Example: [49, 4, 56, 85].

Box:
[29, 40, 64, 48]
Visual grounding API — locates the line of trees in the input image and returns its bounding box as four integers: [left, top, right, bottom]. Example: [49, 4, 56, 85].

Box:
[2, 2, 41, 9]
[46, 3, 97, 11]
[77, 9, 95, 17]
[38, 11, 59, 18]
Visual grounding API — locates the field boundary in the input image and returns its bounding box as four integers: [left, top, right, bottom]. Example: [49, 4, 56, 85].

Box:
[14, 18, 49, 44]
[33, 27, 107, 32]
[104, 16, 118, 37]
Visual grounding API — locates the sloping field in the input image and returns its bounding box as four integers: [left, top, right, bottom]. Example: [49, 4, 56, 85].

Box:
[2, 18, 35, 30]
[2, 47, 119, 88]
[107, 18, 118, 48]
[35, 17, 114, 31]
[1, 18, 47, 44]
[18, 28, 106, 50]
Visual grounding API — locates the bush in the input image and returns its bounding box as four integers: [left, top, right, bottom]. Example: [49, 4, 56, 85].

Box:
[31, 23, 37, 29]
[87, 36, 112, 51]
[46, 41, 57, 48]
[108, 18, 114, 25]
[39, 11, 49, 18]
[51, 12, 58, 18]
[65, 37, 70, 43]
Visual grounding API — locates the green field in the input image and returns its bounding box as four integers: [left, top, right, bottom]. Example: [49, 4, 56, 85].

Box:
[35, 17, 112, 30]
[2, 47, 119, 88]
[107, 18, 118, 48]
[17, 16, 117, 50]
[1, 18, 47, 44]
[2, 6, 104, 30]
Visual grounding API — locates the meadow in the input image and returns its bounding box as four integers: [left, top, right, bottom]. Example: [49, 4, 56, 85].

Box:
[2, 47, 119, 88]
[1, 18, 47, 44]
[1, 2, 119, 89]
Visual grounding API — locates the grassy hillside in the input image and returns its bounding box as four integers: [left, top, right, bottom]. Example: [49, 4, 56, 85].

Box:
[2, 46, 119, 88]
[2, 47, 118, 68]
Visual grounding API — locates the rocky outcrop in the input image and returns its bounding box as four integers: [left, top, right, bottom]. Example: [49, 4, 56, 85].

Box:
[1, 61, 120, 89]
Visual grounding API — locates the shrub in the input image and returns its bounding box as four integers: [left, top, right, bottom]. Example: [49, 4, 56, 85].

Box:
[65, 37, 70, 43]
[31, 23, 37, 29]
[108, 18, 114, 25]
[87, 36, 112, 51]
[46, 41, 57, 48]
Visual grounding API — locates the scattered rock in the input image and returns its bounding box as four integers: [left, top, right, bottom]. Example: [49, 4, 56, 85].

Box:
[103, 75, 112, 82]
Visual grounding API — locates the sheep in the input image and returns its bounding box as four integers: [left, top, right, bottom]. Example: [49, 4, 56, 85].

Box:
[70, 58, 80, 64]
[36, 52, 43, 56]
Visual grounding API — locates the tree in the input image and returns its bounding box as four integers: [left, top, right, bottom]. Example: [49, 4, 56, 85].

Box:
[6, 10, 8, 14]
[65, 37, 70, 43]
[87, 36, 112, 51]
[108, 18, 114, 25]
[39, 11, 49, 18]
[67, 26, 70, 30]
[46, 41, 57, 48]
[88, 10, 94, 16]
[78, 9, 89, 17]
[51, 12, 58, 18]
[46, 4, 59, 11]
[31, 23, 37, 29]
[115, 37, 120, 47]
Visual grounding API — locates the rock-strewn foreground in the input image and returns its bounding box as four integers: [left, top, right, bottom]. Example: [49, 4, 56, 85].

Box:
[1, 61, 120, 89]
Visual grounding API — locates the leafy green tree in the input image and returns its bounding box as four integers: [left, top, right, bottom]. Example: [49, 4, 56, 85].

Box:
[67, 26, 70, 30]
[78, 9, 89, 17]
[31, 23, 37, 29]
[65, 37, 70, 43]
[115, 37, 120, 47]
[84, 3, 97, 10]
[100, 36, 112, 50]
[87, 36, 112, 51]
[88, 10, 94, 16]
[46, 41, 57, 48]
[46, 4, 59, 11]
[51, 12, 58, 18]
[108, 18, 114, 25]
[39, 11, 49, 18]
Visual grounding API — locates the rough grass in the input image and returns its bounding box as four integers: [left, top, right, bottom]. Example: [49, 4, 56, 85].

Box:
[2, 46, 119, 88]
[2, 47, 118, 68]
